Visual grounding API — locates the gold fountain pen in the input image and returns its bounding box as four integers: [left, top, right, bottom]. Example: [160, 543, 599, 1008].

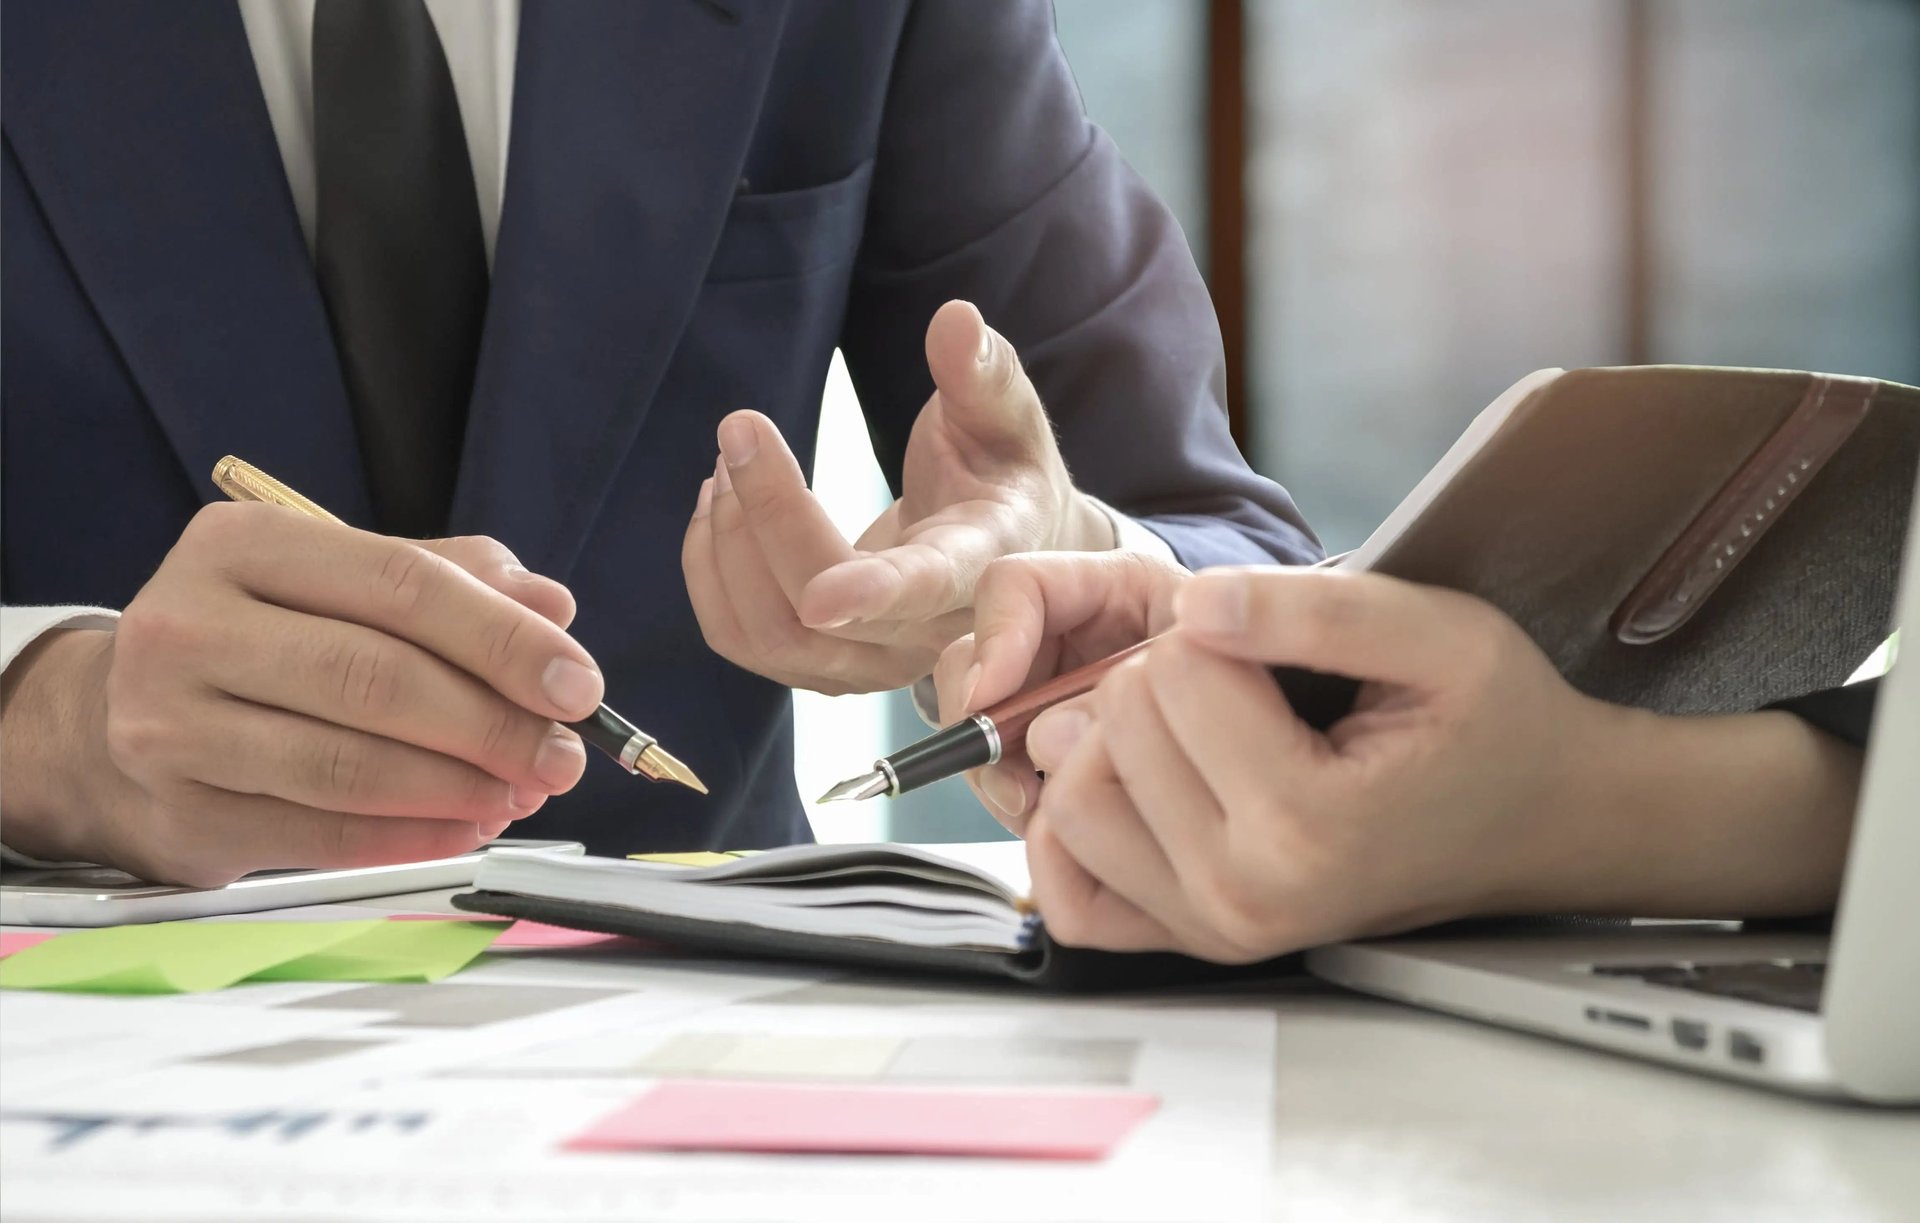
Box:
[211, 456, 705, 794]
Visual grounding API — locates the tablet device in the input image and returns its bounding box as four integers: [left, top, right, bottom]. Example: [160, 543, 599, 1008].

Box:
[0, 839, 584, 927]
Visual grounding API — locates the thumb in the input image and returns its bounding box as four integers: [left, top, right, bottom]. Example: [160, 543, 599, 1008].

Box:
[925, 300, 1051, 458]
[419, 536, 577, 629]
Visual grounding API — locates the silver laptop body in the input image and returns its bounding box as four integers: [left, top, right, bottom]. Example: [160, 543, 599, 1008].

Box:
[1307, 476, 1920, 1103]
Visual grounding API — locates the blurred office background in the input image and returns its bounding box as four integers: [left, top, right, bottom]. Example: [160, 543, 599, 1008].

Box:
[807, 0, 1920, 845]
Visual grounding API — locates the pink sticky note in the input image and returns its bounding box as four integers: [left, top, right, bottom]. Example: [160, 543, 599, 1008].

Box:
[565, 1081, 1160, 1160]
[387, 914, 628, 951]
[490, 920, 630, 951]
[0, 932, 58, 958]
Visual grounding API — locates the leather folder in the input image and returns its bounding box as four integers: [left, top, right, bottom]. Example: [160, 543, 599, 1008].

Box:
[1355, 366, 1918, 716]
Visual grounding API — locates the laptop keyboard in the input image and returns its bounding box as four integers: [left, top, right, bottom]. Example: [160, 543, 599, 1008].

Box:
[1589, 959, 1826, 1014]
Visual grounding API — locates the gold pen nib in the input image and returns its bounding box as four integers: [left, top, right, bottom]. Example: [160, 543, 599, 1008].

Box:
[636, 743, 708, 795]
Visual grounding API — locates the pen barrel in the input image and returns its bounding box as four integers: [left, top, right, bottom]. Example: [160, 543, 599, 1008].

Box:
[567, 705, 651, 773]
[881, 716, 1000, 795]
[984, 638, 1155, 744]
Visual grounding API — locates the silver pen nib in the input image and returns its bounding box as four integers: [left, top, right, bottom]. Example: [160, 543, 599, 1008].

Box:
[816, 769, 893, 804]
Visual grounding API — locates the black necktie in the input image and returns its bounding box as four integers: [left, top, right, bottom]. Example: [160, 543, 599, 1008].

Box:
[313, 0, 489, 538]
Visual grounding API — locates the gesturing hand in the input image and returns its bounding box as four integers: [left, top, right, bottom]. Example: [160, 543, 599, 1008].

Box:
[0, 505, 603, 886]
[682, 300, 1114, 696]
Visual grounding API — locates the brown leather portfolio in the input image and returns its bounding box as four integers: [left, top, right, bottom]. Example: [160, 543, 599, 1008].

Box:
[1344, 366, 1919, 716]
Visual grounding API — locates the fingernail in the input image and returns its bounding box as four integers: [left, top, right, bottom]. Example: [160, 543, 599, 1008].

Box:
[478, 819, 512, 841]
[713, 455, 733, 496]
[810, 615, 854, 630]
[540, 657, 604, 718]
[502, 564, 537, 582]
[978, 769, 1028, 818]
[533, 728, 587, 790]
[960, 662, 983, 711]
[506, 786, 545, 814]
[1179, 576, 1249, 637]
[718, 416, 758, 468]
[1027, 708, 1091, 768]
[693, 478, 714, 519]
[975, 326, 994, 365]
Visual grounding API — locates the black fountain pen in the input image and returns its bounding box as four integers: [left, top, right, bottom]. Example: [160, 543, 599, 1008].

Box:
[212, 456, 707, 794]
[820, 645, 1359, 804]
[818, 640, 1156, 803]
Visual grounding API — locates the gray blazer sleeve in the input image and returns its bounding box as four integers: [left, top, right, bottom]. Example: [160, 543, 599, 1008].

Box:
[839, 0, 1323, 570]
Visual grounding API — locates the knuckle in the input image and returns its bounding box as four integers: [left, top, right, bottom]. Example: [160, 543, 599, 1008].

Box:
[480, 610, 530, 673]
[477, 704, 520, 767]
[312, 811, 359, 867]
[182, 500, 255, 550]
[332, 639, 404, 719]
[114, 600, 196, 660]
[318, 737, 376, 805]
[459, 766, 503, 818]
[372, 544, 445, 619]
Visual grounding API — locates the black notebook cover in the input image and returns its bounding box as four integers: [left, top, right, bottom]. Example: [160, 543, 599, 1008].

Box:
[451, 888, 1300, 993]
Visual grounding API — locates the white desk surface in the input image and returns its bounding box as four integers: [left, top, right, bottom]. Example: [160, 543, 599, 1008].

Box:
[8, 887, 1918, 1222]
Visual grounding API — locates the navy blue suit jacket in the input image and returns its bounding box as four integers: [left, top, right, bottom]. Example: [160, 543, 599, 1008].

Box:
[2, 0, 1321, 854]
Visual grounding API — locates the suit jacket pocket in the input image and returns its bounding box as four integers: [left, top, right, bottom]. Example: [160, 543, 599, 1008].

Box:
[704, 159, 875, 285]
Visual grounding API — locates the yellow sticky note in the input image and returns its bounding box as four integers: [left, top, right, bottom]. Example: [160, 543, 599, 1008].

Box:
[626, 852, 751, 868]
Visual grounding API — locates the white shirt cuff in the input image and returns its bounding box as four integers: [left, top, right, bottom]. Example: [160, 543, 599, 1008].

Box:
[1082, 494, 1180, 565]
[1, 605, 120, 868]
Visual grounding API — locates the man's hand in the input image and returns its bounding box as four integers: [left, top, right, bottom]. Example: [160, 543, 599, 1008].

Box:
[682, 299, 1115, 696]
[1019, 568, 1863, 964]
[0, 504, 606, 886]
[932, 552, 1188, 833]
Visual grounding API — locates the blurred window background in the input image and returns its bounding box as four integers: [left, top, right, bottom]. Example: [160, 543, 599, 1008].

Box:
[810, 0, 1920, 845]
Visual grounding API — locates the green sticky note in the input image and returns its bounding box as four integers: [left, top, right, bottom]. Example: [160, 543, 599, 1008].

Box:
[0, 919, 502, 995]
[256, 920, 504, 985]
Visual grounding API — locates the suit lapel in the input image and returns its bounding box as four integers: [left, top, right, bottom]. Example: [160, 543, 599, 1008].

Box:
[451, 0, 790, 575]
[1, 1, 374, 524]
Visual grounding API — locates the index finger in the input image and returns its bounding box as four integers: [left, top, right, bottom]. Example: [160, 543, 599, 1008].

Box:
[205, 504, 605, 722]
[1172, 568, 1498, 692]
[968, 552, 1181, 712]
[716, 411, 856, 608]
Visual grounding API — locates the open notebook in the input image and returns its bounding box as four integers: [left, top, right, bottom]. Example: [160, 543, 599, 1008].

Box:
[454, 843, 1288, 990]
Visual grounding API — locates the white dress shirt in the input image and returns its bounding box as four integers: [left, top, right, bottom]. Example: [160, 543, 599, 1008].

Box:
[235, 0, 518, 266]
[0, 0, 1177, 859]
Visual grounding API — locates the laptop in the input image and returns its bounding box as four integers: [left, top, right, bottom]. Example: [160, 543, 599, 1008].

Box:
[1306, 474, 1919, 1104]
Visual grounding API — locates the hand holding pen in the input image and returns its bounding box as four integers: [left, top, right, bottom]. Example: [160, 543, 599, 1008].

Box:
[822, 552, 1189, 831]
[213, 459, 702, 793]
[0, 459, 700, 888]
[820, 552, 1357, 827]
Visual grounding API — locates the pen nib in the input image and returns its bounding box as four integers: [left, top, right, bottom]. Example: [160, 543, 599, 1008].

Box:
[636, 744, 708, 795]
[816, 770, 892, 805]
